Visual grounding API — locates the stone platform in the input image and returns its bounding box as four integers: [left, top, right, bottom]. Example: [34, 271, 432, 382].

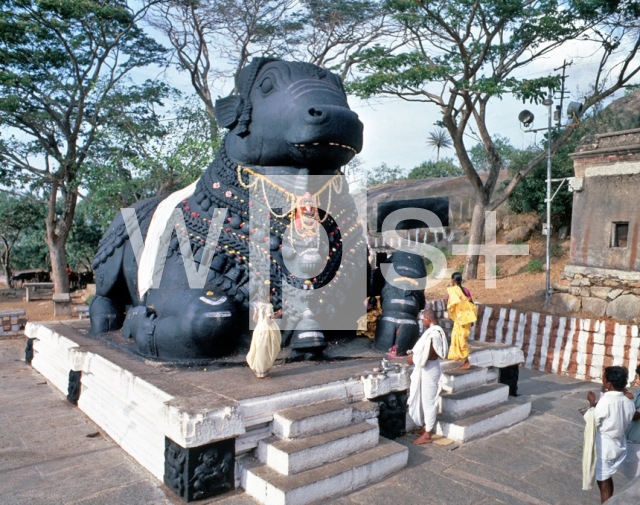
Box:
[24, 320, 530, 504]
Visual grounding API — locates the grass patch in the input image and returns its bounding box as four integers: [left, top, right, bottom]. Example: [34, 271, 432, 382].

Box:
[437, 246, 453, 260]
[525, 259, 544, 274]
[456, 263, 465, 273]
[84, 294, 95, 306]
[551, 244, 564, 257]
[487, 264, 503, 277]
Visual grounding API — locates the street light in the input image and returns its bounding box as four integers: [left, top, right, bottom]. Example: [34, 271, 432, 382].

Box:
[542, 94, 553, 300]
[518, 110, 535, 128]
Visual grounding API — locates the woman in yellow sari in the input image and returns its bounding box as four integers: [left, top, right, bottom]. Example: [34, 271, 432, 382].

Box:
[447, 272, 477, 370]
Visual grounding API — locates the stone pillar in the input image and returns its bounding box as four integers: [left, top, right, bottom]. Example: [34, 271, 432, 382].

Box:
[53, 293, 72, 316]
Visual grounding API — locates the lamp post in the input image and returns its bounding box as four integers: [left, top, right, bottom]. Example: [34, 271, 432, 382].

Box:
[542, 92, 553, 299]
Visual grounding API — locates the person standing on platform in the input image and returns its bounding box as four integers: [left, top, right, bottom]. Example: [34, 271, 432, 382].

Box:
[585, 366, 635, 503]
[407, 308, 448, 445]
[246, 293, 282, 379]
[357, 297, 381, 339]
[446, 272, 477, 370]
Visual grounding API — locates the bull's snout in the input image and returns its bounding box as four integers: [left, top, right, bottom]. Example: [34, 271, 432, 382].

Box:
[302, 105, 358, 126]
[290, 103, 364, 155]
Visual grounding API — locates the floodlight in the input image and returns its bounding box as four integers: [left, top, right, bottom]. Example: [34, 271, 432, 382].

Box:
[567, 102, 583, 120]
[518, 110, 535, 128]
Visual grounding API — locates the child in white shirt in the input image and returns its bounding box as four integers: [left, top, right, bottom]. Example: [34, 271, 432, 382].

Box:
[586, 366, 635, 503]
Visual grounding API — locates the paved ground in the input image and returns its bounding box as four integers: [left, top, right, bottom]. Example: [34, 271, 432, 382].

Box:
[0, 337, 634, 505]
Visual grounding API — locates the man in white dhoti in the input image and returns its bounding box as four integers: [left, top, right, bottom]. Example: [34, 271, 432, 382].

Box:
[407, 308, 448, 445]
[585, 366, 635, 503]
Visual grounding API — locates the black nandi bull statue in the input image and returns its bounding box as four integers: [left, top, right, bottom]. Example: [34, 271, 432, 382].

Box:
[89, 58, 367, 361]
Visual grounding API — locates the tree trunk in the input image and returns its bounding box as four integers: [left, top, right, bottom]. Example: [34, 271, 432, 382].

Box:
[1, 240, 11, 288]
[47, 233, 69, 294]
[44, 180, 76, 294]
[464, 199, 487, 279]
[3, 265, 11, 289]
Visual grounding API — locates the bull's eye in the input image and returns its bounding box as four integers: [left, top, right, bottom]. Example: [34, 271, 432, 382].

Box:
[260, 77, 274, 94]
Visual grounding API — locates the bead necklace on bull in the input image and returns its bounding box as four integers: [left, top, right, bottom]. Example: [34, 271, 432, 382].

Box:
[178, 140, 365, 352]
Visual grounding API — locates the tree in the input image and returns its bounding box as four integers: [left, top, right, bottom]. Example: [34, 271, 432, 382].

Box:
[426, 129, 452, 161]
[408, 158, 463, 179]
[66, 201, 104, 271]
[150, 0, 400, 132]
[149, 0, 299, 139]
[366, 162, 407, 187]
[290, 0, 405, 80]
[469, 135, 518, 173]
[351, 0, 640, 278]
[0, 194, 45, 286]
[0, 0, 168, 293]
[501, 143, 574, 225]
[84, 97, 220, 227]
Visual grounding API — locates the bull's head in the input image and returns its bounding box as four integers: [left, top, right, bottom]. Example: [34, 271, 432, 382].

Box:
[215, 58, 363, 173]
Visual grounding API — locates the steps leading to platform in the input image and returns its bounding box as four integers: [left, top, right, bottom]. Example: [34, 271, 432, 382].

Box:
[243, 396, 409, 504]
[257, 422, 379, 475]
[436, 397, 531, 443]
[439, 383, 509, 418]
[273, 399, 354, 440]
[244, 439, 408, 505]
[441, 365, 488, 393]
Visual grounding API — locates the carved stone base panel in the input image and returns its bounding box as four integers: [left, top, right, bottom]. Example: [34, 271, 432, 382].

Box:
[25, 338, 34, 363]
[67, 370, 82, 405]
[164, 437, 235, 502]
[370, 390, 407, 440]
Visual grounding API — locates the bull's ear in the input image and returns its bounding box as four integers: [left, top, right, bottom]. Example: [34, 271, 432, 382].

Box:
[214, 95, 242, 129]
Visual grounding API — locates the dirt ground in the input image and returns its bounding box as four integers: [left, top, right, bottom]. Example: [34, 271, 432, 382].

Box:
[425, 232, 570, 314]
[0, 286, 88, 322]
[0, 230, 572, 324]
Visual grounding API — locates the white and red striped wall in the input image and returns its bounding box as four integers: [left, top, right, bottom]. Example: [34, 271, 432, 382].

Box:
[426, 300, 640, 384]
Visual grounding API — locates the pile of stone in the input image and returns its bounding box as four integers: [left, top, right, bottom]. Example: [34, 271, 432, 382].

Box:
[548, 265, 640, 322]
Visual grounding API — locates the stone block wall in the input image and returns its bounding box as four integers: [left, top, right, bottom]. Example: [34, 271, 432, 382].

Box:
[547, 266, 640, 323]
[428, 299, 640, 384]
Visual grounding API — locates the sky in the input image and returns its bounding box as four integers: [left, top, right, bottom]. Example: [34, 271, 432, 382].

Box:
[127, 15, 640, 179]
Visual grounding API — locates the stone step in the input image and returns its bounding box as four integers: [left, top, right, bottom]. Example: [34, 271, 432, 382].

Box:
[351, 400, 379, 425]
[273, 400, 353, 440]
[436, 397, 531, 443]
[258, 422, 379, 476]
[244, 439, 408, 505]
[441, 365, 488, 393]
[439, 383, 509, 418]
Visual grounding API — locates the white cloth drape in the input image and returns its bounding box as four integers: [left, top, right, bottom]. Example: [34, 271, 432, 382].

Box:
[583, 407, 596, 490]
[246, 303, 282, 377]
[137, 180, 199, 299]
[408, 325, 449, 428]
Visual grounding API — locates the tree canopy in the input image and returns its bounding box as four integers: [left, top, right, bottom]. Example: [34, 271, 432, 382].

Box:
[0, 0, 168, 291]
[351, 0, 640, 277]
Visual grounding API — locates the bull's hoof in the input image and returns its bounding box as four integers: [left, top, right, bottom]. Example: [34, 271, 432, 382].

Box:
[89, 296, 125, 335]
[122, 306, 160, 357]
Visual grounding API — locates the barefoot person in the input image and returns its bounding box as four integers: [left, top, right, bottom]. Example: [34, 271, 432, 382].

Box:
[407, 309, 448, 445]
[585, 366, 635, 503]
[246, 295, 282, 379]
[446, 272, 476, 370]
